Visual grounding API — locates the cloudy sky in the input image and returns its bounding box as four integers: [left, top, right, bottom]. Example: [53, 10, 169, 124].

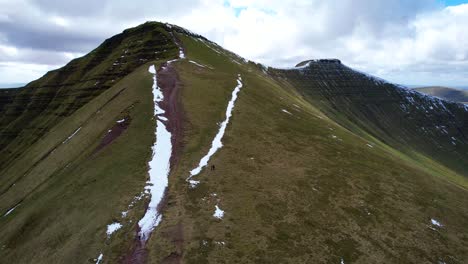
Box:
[0, 0, 467, 87]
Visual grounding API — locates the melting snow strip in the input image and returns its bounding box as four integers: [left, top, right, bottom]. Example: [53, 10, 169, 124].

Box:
[213, 205, 225, 219]
[187, 75, 244, 187]
[137, 65, 173, 241]
[62, 127, 81, 144]
[3, 203, 20, 217]
[167, 32, 185, 63]
[95, 253, 103, 264]
[282, 109, 292, 115]
[179, 45, 185, 59]
[106, 222, 122, 237]
[189, 60, 213, 69]
[116, 118, 125, 123]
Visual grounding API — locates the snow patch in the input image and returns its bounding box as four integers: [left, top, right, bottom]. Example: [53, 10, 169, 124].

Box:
[431, 218, 443, 227]
[106, 222, 122, 237]
[95, 253, 103, 264]
[149, 65, 165, 116]
[213, 205, 224, 219]
[188, 179, 200, 188]
[168, 32, 185, 61]
[137, 65, 173, 241]
[187, 75, 244, 186]
[366, 144, 374, 148]
[116, 118, 125, 123]
[282, 109, 292, 115]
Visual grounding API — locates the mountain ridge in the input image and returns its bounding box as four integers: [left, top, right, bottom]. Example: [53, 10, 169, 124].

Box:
[0, 21, 467, 264]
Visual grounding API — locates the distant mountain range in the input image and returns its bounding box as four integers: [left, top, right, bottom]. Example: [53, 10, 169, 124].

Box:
[0, 83, 26, 88]
[415, 86, 468, 104]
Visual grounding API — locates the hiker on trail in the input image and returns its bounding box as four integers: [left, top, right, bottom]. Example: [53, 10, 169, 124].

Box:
[211, 165, 215, 171]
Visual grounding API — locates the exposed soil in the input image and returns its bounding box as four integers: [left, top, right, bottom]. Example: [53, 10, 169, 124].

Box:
[93, 117, 131, 154]
[123, 61, 185, 264]
[0, 86, 129, 198]
[158, 63, 185, 167]
[121, 225, 148, 264]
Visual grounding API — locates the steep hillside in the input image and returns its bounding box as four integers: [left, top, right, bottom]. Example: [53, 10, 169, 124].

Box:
[416, 86, 468, 104]
[269, 60, 468, 178]
[0, 22, 467, 264]
[0, 22, 181, 263]
[0, 23, 179, 169]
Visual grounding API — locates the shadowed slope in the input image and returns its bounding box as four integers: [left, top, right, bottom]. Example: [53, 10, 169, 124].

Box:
[270, 60, 468, 178]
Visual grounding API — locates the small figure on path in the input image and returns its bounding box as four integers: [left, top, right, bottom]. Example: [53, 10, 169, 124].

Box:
[211, 165, 215, 171]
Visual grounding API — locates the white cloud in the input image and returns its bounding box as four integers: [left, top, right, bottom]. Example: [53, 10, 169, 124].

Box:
[49, 15, 70, 27]
[0, 62, 56, 83]
[1, 0, 467, 86]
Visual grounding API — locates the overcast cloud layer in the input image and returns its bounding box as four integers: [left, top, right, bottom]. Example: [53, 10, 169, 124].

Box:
[0, 0, 467, 86]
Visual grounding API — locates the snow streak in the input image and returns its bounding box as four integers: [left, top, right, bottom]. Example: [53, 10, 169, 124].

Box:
[137, 65, 173, 241]
[431, 218, 443, 227]
[62, 127, 81, 144]
[187, 75, 244, 187]
[189, 60, 213, 69]
[95, 253, 103, 264]
[3, 203, 20, 217]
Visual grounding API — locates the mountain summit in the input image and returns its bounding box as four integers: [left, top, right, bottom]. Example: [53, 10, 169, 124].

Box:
[0, 22, 467, 264]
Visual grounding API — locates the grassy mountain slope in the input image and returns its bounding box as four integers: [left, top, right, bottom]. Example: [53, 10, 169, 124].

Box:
[146, 32, 468, 263]
[416, 86, 468, 104]
[0, 22, 178, 170]
[0, 23, 180, 263]
[0, 22, 467, 264]
[269, 61, 468, 179]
